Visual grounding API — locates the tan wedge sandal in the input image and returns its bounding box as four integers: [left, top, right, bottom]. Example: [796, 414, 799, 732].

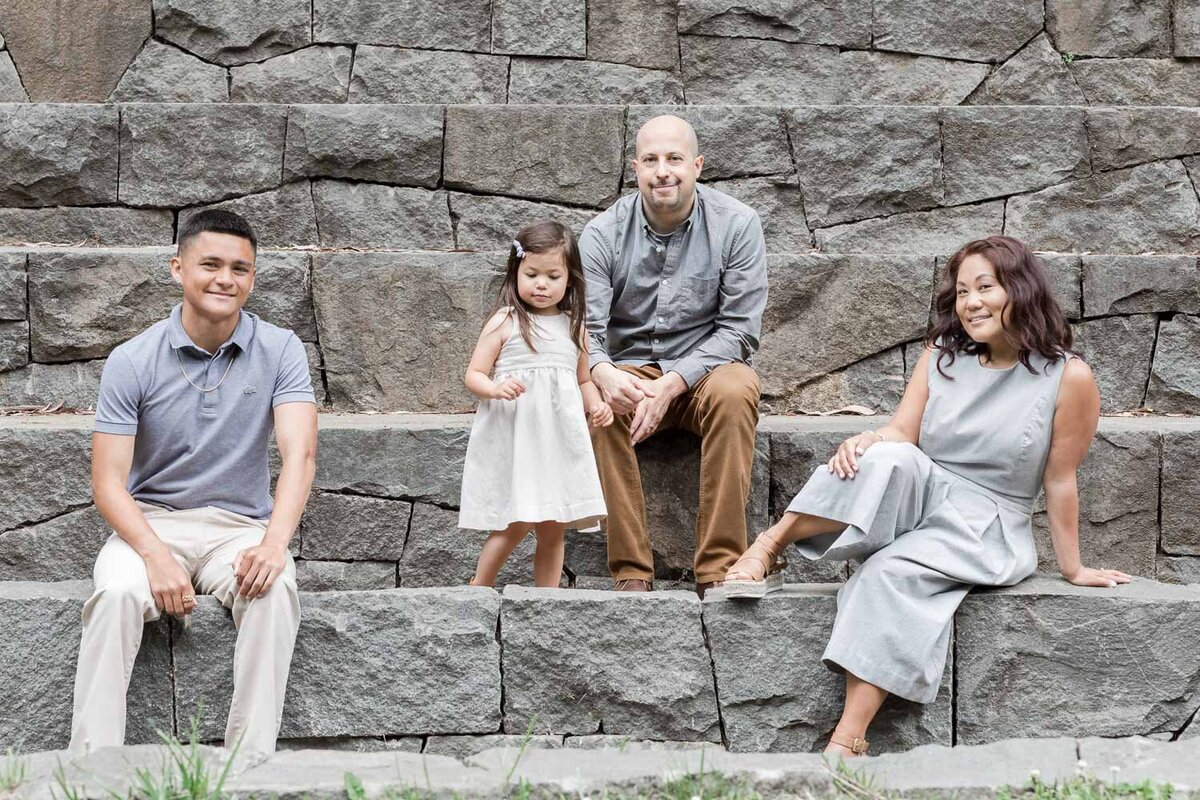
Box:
[723, 530, 788, 599]
[828, 732, 869, 756]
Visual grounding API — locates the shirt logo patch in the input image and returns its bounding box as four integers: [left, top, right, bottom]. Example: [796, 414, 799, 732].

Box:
[242, 386, 257, 395]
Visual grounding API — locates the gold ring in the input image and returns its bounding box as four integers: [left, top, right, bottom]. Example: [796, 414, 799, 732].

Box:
[182, 595, 195, 603]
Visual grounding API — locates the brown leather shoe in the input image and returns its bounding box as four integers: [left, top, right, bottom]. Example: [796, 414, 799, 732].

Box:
[614, 578, 653, 592]
[696, 580, 723, 599]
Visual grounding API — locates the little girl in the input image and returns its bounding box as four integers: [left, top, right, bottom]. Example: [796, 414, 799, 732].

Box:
[459, 219, 612, 587]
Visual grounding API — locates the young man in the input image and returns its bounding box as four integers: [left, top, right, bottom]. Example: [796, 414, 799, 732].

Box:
[69, 209, 318, 759]
[581, 114, 769, 598]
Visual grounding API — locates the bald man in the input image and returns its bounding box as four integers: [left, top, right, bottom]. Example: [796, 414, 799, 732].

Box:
[581, 115, 768, 598]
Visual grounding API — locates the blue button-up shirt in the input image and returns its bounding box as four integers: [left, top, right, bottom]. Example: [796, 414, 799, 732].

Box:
[94, 304, 315, 519]
[580, 184, 768, 387]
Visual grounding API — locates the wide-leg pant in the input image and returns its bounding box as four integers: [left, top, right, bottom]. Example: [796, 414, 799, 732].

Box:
[69, 504, 300, 757]
[786, 442, 1037, 703]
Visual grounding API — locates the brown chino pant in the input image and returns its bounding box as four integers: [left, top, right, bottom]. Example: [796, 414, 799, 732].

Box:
[591, 362, 760, 585]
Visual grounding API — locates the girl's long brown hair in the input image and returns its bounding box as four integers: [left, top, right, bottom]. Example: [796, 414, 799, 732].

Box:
[491, 220, 587, 353]
[927, 236, 1073, 377]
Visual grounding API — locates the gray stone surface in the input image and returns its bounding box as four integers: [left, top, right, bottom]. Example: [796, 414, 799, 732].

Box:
[707, 176, 812, 253]
[587, 0, 678, 69]
[312, 415, 472, 507]
[311, 181, 452, 249]
[347, 47, 508, 105]
[0, 581, 172, 752]
[0, 50, 28, 102]
[509, 59, 684, 105]
[120, 104, 286, 207]
[27, 247, 173, 362]
[277, 735, 422, 752]
[616, 429, 769, 579]
[779, 347, 906, 415]
[0, 207, 173, 247]
[0, 0, 150, 101]
[294, 560, 396, 591]
[425, 735, 563, 759]
[0, 104, 118, 207]
[0, 253, 25, 320]
[1072, 315, 1156, 413]
[874, 0, 1042, 61]
[1162, 429, 1200, 556]
[1006, 161, 1200, 254]
[501, 587, 721, 740]
[0, 505, 109, 581]
[304, 341, 325, 406]
[561, 736, 713, 750]
[450, 193, 598, 251]
[313, 252, 501, 412]
[957, 577, 1200, 743]
[1087, 107, 1200, 172]
[313, 0, 492, 51]
[179, 182, 319, 249]
[968, 33, 1087, 106]
[816, 201, 1004, 254]
[154, 0, 311, 65]
[1033, 426, 1161, 577]
[705, 586, 952, 753]
[0, 321, 29, 372]
[447, 106, 624, 207]
[230, 46, 352, 104]
[678, 0, 871, 47]
[0, 360, 105, 408]
[627, 105, 792, 182]
[1147, 315, 1200, 414]
[758, 254, 935, 393]
[1157, 555, 1200, 585]
[493, 0, 585, 56]
[283, 105, 443, 188]
[681, 37, 989, 105]
[1177, 0, 1200, 57]
[109, 40, 228, 102]
[176, 588, 501, 740]
[1040, 254, 1084, 318]
[789, 107, 942, 227]
[301, 492, 410, 561]
[1071, 58, 1200, 105]
[860, 737, 1080, 791]
[401, 503, 538, 588]
[27, 248, 314, 361]
[1046, 0, 1170, 57]
[941, 107, 1090, 205]
[1082, 256, 1200, 317]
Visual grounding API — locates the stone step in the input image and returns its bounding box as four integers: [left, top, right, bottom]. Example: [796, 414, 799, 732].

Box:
[2, 577, 1198, 759]
[12, 736, 1200, 799]
[2, 245, 1198, 416]
[1, 414, 1196, 587]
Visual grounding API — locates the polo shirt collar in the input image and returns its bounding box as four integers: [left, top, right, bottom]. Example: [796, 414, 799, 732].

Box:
[167, 303, 254, 354]
[637, 186, 702, 239]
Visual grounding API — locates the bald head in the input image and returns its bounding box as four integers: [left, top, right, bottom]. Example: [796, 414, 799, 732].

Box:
[635, 114, 699, 159]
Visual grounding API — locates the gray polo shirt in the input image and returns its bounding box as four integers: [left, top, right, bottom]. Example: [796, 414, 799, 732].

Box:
[580, 183, 768, 387]
[95, 304, 315, 519]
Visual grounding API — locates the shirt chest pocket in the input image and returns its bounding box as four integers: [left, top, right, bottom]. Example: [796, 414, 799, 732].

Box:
[677, 275, 720, 319]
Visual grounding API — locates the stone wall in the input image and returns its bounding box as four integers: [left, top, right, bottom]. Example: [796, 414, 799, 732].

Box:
[1, 104, 1199, 415]
[3, 577, 1198, 754]
[1, 1, 1200, 105]
[3, 415, 1196, 584]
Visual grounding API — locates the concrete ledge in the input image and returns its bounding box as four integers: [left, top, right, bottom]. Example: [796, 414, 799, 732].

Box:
[2, 576, 1198, 754]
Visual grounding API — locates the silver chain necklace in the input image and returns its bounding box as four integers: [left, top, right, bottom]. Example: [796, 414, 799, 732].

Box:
[175, 347, 237, 393]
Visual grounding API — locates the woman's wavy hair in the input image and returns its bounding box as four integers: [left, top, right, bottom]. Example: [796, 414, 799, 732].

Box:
[491, 219, 587, 353]
[927, 236, 1073, 378]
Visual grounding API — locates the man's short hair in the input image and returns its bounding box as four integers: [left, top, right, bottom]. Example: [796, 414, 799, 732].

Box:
[178, 209, 258, 255]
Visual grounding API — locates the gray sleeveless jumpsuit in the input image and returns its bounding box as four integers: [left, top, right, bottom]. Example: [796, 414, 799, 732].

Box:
[784, 348, 1070, 703]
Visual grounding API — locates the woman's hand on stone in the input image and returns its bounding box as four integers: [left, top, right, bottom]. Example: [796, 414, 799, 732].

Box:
[828, 431, 881, 480]
[1064, 565, 1132, 588]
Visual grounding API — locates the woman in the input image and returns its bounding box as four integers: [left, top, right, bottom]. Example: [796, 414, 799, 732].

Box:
[723, 236, 1130, 756]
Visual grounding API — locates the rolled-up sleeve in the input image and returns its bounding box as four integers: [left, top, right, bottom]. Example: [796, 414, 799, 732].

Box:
[581, 222, 615, 372]
[94, 350, 142, 435]
[670, 213, 768, 387]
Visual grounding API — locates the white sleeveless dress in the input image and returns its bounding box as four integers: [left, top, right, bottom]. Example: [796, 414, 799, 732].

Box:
[458, 312, 607, 531]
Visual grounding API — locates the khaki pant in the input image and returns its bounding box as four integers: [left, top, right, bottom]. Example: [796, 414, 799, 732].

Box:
[591, 362, 760, 585]
[70, 504, 300, 758]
